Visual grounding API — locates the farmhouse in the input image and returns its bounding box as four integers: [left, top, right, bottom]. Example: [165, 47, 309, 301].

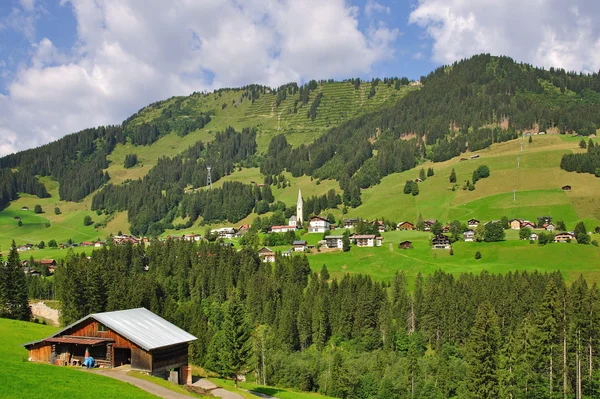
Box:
[344, 218, 359, 229]
[529, 233, 539, 241]
[23, 308, 197, 384]
[463, 230, 475, 242]
[398, 240, 413, 249]
[562, 185, 572, 191]
[545, 223, 555, 232]
[510, 219, 522, 230]
[81, 241, 94, 247]
[182, 234, 202, 242]
[293, 240, 307, 252]
[211, 227, 236, 239]
[423, 220, 437, 231]
[234, 225, 251, 237]
[325, 235, 344, 249]
[271, 225, 297, 233]
[353, 235, 383, 247]
[432, 235, 451, 249]
[397, 221, 414, 230]
[555, 232, 575, 243]
[258, 247, 276, 263]
[21, 206, 29, 211]
[467, 219, 480, 229]
[521, 221, 536, 229]
[308, 216, 330, 233]
[17, 244, 33, 252]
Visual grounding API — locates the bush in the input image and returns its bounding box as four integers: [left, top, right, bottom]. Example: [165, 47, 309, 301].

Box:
[18, 220, 23, 227]
[475, 251, 482, 260]
[577, 233, 590, 245]
[54, 207, 61, 215]
[48, 239, 57, 248]
[83, 215, 93, 226]
[592, 240, 598, 247]
[34, 204, 43, 214]
[38, 241, 45, 249]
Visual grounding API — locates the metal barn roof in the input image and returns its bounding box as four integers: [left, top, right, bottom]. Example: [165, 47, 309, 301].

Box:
[23, 308, 196, 352]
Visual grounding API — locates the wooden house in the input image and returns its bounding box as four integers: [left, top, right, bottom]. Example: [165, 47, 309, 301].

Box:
[509, 219, 522, 230]
[258, 247, 275, 263]
[325, 235, 344, 249]
[398, 241, 413, 249]
[423, 220, 437, 231]
[562, 185, 572, 191]
[463, 230, 475, 242]
[555, 232, 574, 243]
[23, 308, 197, 384]
[397, 221, 414, 231]
[343, 218, 359, 229]
[432, 235, 451, 249]
[467, 219, 480, 229]
[293, 240, 307, 252]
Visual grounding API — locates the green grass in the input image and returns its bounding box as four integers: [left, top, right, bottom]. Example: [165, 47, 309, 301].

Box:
[0, 318, 157, 399]
[304, 230, 600, 288]
[208, 378, 336, 399]
[127, 371, 207, 398]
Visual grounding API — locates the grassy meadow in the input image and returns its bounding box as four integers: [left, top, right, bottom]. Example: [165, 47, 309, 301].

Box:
[0, 318, 157, 399]
[208, 378, 337, 399]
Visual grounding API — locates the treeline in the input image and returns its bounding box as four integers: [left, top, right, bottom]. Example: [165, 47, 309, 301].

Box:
[47, 240, 600, 398]
[0, 169, 49, 211]
[92, 127, 258, 235]
[561, 139, 600, 175]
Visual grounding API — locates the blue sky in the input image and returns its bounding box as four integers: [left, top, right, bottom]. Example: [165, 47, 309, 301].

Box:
[0, 0, 599, 155]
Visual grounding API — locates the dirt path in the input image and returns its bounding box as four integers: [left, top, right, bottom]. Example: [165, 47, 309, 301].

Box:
[30, 301, 60, 326]
[90, 369, 194, 399]
[192, 379, 244, 399]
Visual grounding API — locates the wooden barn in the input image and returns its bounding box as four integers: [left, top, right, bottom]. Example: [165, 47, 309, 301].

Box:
[23, 308, 197, 384]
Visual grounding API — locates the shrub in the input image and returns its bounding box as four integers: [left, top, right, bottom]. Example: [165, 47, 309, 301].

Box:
[475, 251, 482, 260]
[34, 204, 43, 214]
[54, 207, 61, 215]
[83, 215, 93, 226]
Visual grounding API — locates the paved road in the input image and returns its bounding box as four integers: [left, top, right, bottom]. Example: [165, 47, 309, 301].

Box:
[91, 369, 189, 399]
[193, 379, 244, 399]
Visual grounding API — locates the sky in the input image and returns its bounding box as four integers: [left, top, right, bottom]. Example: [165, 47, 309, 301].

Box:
[1, 0, 600, 156]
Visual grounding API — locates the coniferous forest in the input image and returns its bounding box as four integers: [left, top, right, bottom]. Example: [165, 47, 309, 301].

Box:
[22, 240, 595, 398]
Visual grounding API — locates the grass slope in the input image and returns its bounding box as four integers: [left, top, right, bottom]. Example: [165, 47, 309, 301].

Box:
[208, 378, 336, 399]
[0, 318, 157, 399]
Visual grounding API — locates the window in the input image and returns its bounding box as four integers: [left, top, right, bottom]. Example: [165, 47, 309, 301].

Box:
[97, 323, 108, 332]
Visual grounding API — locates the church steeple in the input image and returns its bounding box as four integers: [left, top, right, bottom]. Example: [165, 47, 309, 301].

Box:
[296, 189, 303, 225]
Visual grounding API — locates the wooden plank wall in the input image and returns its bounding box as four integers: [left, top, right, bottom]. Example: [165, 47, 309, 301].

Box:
[28, 343, 52, 362]
[151, 343, 189, 373]
[69, 320, 139, 349]
[132, 347, 152, 371]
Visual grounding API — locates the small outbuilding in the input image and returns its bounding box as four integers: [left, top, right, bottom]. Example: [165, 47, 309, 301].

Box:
[23, 308, 197, 384]
[562, 185, 572, 191]
[398, 240, 413, 249]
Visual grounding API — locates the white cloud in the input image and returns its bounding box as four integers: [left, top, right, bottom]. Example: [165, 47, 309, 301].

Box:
[365, 0, 391, 17]
[409, 0, 600, 72]
[19, 0, 36, 12]
[0, 0, 398, 156]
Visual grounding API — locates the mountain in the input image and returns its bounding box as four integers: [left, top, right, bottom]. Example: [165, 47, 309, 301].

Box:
[1, 54, 600, 247]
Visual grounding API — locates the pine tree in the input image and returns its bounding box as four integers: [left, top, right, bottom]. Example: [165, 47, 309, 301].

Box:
[0, 241, 31, 320]
[537, 279, 563, 397]
[221, 293, 253, 388]
[466, 302, 501, 399]
[449, 168, 457, 183]
[419, 168, 426, 181]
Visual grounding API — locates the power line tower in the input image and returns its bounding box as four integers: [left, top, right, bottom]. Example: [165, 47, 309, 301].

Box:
[206, 166, 212, 189]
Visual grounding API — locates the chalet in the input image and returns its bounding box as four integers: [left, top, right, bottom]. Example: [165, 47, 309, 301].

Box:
[258, 247, 276, 263]
[353, 235, 383, 247]
[211, 227, 236, 239]
[234, 225, 251, 237]
[471, 154, 480, 159]
[545, 223, 555, 232]
[442, 224, 451, 233]
[271, 225, 296, 233]
[344, 218, 359, 229]
[376, 221, 386, 233]
[325, 235, 344, 249]
[80, 241, 94, 247]
[562, 185, 572, 191]
[529, 233, 539, 241]
[398, 240, 413, 249]
[467, 219, 480, 229]
[555, 232, 575, 243]
[510, 219, 522, 230]
[41, 259, 57, 273]
[113, 235, 140, 245]
[432, 235, 451, 249]
[13, 216, 21, 221]
[415, 178, 423, 183]
[17, 243, 33, 252]
[463, 230, 475, 242]
[521, 221, 536, 229]
[182, 234, 202, 242]
[308, 216, 330, 233]
[23, 308, 197, 384]
[94, 241, 106, 248]
[21, 206, 29, 211]
[397, 221, 414, 231]
[423, 220, 437, 231]
[293, 240, 307, 252]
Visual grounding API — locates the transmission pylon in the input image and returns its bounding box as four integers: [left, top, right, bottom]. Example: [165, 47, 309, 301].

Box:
[206, 166, 212, 189]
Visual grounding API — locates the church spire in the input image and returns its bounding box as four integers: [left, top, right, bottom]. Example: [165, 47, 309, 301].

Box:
[296, 189, 303, 225]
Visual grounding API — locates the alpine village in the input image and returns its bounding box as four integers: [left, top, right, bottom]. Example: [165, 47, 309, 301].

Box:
[3, 9, 600, 399]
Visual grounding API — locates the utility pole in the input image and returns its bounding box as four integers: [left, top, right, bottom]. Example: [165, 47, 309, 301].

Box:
[517, 156, 520, 168]
[206, 166, 212, 189]
[513, 188, 516, 201]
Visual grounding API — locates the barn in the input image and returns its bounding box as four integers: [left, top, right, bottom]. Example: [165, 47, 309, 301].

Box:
[23, 308, 197, 384]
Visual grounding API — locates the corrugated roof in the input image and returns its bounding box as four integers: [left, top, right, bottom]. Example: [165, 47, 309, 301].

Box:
[23, 308, 196, 352]
[93, 308, 197, 351]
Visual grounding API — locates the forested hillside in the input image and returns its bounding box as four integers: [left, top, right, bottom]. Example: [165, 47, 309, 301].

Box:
[31, 240, 600, 398]
[2, 54, 600, 235]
